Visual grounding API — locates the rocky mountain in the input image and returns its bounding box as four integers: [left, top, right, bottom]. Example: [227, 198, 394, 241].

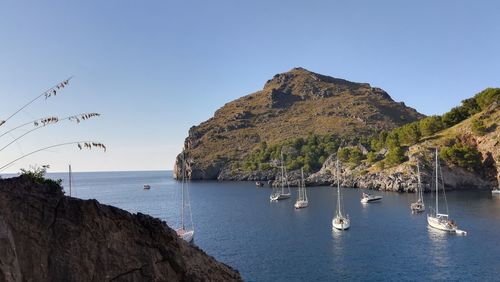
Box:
[175, 68, 424, 180]
[0, 175, 241, 281]
[308, 101, 500, 191]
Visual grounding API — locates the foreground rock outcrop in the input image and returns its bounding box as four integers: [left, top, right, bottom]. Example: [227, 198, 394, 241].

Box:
[0, 176, 241, 282]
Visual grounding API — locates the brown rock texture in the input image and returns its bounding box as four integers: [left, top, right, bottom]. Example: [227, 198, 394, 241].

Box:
[0, 176, 241, 282]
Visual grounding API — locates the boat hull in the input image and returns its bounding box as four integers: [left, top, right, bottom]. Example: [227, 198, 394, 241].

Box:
[176, 228, 194, 243]
[270, 193, 291, 201]
[361, 196, 382, 203]
[427, 215, 457, 232]
[332, 217, 350, 230]
[294, 200, 308, 209]
[411, 202, 425, 213]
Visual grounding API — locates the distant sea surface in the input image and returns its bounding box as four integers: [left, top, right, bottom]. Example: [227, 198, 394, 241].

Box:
[9, 170, 500, 281]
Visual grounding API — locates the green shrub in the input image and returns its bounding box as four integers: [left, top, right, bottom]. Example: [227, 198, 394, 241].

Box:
[367, 151, 377, 163]
[20, 165, 62, 186]
[471, 119, 487, 136]
[475, 88, 500, 110]
[419, 116, 444, 137]
[348, 147, 364, 166]
[442, 106, 469, 128]
[385, 146, 406, 166]
[439, 141, 481, 172]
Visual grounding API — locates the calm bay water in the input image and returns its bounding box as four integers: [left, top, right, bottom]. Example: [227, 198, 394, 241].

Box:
[29, 170, 500, 281]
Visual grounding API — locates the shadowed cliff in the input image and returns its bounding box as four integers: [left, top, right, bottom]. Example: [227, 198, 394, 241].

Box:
[0, 175, 241, 282]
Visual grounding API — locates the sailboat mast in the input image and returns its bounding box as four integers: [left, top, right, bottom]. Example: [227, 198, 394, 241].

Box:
[336, 158, 341, 216]
[69, 164, 72, 197]
[435, 148, 439, 215]
[281, 150, 285, 194]
[300, 168, 304, 200]
[181, 152, 185, 229]
[416, 161, 421, 201]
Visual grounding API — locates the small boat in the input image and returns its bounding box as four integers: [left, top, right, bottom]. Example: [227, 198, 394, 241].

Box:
[176, 228, 194, 243]
[492, 189, 500, 195]
[427, 148, 466, 235]
[176, 151, 195, 243]
[361, 192, 382, 203]
[294, 168, 308, 209]
[143, 184, 151, 190]
[410, 161, 425, 213]
[270, 150, 291, 201]
[332, 157, 350, 230]
[256, 181, 264, 187]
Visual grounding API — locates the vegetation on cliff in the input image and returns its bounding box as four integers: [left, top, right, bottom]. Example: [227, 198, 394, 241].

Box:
[239, 87, 498, 189]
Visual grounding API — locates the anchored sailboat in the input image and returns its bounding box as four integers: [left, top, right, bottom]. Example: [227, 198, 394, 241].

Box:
[410, 161, 425, 213]
[176, 152, 195, 243]
[270, 150, 291, 201]
[294, 168, 308, 209]
[332, 158, 350, 230]
[427, 148, 466, 235]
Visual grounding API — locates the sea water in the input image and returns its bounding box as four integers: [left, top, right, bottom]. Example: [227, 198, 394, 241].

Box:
[25, 171, 500, 281]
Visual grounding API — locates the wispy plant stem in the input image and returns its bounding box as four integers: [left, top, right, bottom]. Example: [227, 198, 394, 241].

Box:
[0, 76, 73, 127]
[0, 112, 101, 140]
[0, 141, 103, 172]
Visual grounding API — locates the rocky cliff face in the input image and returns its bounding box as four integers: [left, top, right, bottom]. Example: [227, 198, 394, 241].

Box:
[175, 67, 424, 180]
[308, 104, 500, 191]
[0, 176, 241, 282]
[307, 152, 495, 192]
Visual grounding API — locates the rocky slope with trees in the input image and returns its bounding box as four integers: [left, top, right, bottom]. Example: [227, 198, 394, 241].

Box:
[0, 175, 241, 281]
[307, 89, 500, 191]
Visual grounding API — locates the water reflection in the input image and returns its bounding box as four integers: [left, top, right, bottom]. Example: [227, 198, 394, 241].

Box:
[331, 228, 347, 277]
[331, 228, 345, 249]
[427, 226, 451, 279]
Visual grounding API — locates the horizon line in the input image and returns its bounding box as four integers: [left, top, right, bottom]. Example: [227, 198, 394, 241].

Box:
[1, 169, 173, 175]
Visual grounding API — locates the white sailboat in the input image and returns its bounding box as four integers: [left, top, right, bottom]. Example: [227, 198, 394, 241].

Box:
[176, 152, 195, 243]
[332, 158, 350, 230]
[427, 148, 466, 235]
[410, 161, 425, 213]
[270, 150, 291, 201]
[294, 168, 308, 209]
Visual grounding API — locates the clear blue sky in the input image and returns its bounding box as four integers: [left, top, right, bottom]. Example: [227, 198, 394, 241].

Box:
[0, 0, 499, 173]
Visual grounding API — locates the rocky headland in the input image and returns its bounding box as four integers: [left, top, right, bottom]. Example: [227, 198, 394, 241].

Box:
[223, 102, 500, 192]
[174, 67, 423, 180]
[0, 175, 241, 282]
[174, 67, 499, 192]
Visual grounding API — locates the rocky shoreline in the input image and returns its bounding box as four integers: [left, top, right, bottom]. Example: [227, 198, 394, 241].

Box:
[0, 175, 241, 282]
[215, 153, 496, 192]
